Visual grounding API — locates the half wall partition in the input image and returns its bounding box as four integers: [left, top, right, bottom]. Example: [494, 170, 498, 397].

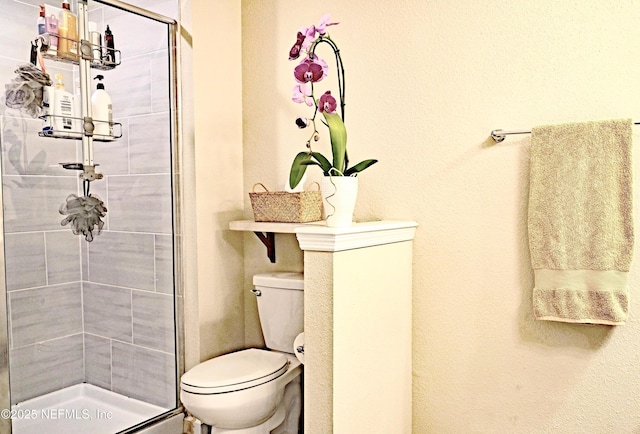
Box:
[0, 0, 183, 432]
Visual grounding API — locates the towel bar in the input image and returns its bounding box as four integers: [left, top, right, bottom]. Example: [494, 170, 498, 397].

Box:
[491, 121, 640, 142]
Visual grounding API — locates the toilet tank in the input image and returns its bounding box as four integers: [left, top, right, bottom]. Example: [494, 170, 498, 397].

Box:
[252, 272, 304, 353]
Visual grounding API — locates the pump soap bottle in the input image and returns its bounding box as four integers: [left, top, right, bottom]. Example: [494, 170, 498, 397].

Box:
[53, 74, 75, 135]
[92, 75, 113, 137]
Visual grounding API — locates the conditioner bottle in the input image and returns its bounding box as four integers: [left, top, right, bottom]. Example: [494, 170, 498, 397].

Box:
[58, 1, 77, 60]
[91, 75, 113, 138]
[53, 74, 75, 135]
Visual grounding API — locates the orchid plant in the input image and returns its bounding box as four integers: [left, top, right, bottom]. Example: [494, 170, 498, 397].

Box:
[288, 14, 377, 189]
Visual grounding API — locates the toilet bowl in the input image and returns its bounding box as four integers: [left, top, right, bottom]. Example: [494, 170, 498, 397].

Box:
[180, 272, 304, 433]
[180, 349, 302, 432]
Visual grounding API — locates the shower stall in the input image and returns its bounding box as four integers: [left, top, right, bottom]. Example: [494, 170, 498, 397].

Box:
[0, 0, 184, 432]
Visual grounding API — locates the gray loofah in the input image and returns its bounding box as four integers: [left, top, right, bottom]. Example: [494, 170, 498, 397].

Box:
[4, 63, 52, 118]
[59, 194, 107, 242]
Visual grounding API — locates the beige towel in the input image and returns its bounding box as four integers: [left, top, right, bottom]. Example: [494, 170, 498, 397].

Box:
[529, 119, 634, 325]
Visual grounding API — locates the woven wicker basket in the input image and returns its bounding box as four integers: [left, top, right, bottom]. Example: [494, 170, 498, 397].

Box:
[249, 182, 323, 223]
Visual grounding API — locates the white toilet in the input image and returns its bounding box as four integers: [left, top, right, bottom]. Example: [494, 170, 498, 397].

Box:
[180, 272, 304, 433]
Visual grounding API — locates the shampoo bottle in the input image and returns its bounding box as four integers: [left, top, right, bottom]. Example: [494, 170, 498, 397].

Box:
[58, 1, 77, 60]
[91, 75, 113, 137]
[53, 74, 75, 134]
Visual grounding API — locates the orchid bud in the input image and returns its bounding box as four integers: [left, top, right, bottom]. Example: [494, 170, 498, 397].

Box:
[313, 133, 319, 141]
[295, 117, 309, 129]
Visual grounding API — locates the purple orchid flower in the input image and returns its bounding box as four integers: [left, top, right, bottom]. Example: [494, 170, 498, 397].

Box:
[300, 25, 317, 51]
[294, 57, 325, 83]
[289, 31, 305, 60]
[292, 83, 314, 106]
[316, 13, 339, 36]
[318, 91, 337, 113]
[290, 14, 339, 61]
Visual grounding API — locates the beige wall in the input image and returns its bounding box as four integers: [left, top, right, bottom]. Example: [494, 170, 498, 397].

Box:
[241, 1, 640, 432]
[188, 0, 246, 368]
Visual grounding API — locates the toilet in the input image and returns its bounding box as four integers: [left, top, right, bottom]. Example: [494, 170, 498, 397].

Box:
[180, 272, 304, 433]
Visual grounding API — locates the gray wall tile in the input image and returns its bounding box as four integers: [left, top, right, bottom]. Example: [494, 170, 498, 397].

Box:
[155, 234, 174, 294]
[1, 116, 79, 177]
[107, 175, 172, 234]
[129, 112, 171, 174]
[83, 282, 132, 342]
[151, 51, 171, 113]
[9, 334, 83, 404]
[4, 232, 46, 291]
[92, 118, 130, 176]
[46, 231, 81, 285]
[133, 291, 175, 353]
[87, 231, 155, 290]
[84, 333, 112, 389]
[112, 341, 176, 408]
[10, 283, 82, 348]
[104, 56, 152, 117]
[103, 10, 169, 60]
[2, 176, 79, 233]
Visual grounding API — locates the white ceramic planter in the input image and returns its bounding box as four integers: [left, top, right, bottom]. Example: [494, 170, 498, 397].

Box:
[320, 176, 358, 227]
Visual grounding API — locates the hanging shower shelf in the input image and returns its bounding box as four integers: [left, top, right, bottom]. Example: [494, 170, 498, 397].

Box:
[35, 17, 122, 150]
[38, 115, 122, 141]
[38, 115, 122, 142]
[37, 33, 121, 70]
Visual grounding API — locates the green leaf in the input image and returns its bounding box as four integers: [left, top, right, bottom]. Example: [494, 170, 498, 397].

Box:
[322, 112, 347, 174]
[310, 152, 332, 174]
[289, 152, 311, 189]
[344, 159, 378, 176]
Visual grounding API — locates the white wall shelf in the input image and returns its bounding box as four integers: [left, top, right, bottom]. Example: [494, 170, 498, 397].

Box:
[229, 220, 417, 261]
[229, 220, 326, 262]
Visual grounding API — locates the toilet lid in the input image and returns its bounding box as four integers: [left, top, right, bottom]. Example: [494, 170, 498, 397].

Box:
[180, 348, 289, 394]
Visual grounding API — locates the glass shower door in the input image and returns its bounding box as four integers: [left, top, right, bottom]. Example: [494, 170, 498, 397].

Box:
[0, 0, 182, 432]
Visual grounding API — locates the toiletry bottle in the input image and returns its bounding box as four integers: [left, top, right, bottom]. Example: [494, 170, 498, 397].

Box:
[53, 74, 75, 134]
[38, 5, 46, 35]
[44, 7, 58, 56]
[103, 25, 115, 66]
[42, 84, 55, 132]
[58, 1, 77, 60]
[88, 21, 102, 64]
[91, 75, 113, 137]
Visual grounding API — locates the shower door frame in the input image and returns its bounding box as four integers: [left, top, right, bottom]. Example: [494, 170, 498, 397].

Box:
[0, 1, 186, 432]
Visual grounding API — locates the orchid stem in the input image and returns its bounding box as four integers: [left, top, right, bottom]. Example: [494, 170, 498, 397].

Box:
[310, 36, 345, 123]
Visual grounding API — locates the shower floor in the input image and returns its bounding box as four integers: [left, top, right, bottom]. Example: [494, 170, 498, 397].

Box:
[11, 383, 170, 434]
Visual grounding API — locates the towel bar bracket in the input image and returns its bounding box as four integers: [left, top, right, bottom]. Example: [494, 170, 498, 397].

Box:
[491, 130, 506, 142]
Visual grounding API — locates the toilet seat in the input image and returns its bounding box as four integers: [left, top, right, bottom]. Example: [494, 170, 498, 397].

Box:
[181, 348, 289, 395]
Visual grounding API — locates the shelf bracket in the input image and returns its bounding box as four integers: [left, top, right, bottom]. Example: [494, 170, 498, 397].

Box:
[253, 232, 276, 263]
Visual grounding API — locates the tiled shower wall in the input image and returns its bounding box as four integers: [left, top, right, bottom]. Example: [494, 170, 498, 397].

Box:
[1, 0, 176, 408]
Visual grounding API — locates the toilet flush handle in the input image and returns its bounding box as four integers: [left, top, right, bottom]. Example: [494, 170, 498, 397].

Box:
[251, 289, 262, 296]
